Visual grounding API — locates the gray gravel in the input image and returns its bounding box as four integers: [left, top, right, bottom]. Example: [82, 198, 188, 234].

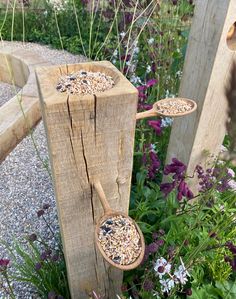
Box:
[0, 41, 88, 298]
[0, 82, 21, 107]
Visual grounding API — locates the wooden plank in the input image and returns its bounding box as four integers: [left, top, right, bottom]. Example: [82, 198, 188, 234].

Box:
[36, 61, 138, 298]
[0, 94, 40, 162]
[0, 48, 51, 162]
[166, 0, 236, 179]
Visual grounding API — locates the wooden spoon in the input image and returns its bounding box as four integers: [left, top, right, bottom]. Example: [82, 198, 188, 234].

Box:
[93, 180, 145, 271]
[136, 97, 197, 120]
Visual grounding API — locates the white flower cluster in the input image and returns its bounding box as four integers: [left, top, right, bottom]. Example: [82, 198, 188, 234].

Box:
[47, 0, 69, 11]
[130, 74, 142, 85]
[154, 257, 190, 294]
[148, 38, 154, 45]
[161, 117, 173, 128]
[227, 168, 236, 191]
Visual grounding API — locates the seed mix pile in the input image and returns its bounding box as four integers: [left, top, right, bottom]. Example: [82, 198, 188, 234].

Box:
[98, 215, 142, 265]
[157, 98, 194, 115]
[56, 70, 115, 94]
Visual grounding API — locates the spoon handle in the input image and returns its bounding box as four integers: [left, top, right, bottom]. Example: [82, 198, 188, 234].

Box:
[136, 108, 159, 120]
[93, 181, 113, 214]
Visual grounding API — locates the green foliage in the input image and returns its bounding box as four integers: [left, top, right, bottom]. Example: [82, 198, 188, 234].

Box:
[0, 207, 70, 298]
[4, 239, 70, 298]
[189, 281, 236, 299]
[0, 1, 235, 299]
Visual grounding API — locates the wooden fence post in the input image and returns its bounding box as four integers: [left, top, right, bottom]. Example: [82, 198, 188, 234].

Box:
[166, 0, 236, 177]
[36, 61, 138, 298]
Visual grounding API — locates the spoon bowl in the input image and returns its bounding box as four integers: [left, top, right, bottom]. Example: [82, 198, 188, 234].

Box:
[136, 97, 197, 120]
[93, 181, 145, 271]
[95, 211, 145, 271]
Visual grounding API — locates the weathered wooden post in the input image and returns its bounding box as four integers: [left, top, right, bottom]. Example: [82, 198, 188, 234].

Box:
[166, 0, 236, 177]
[36, 61, 138, 298]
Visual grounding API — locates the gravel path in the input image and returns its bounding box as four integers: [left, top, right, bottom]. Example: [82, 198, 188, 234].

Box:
[0, 82, 21, 107]
[0, 41, 88, 298]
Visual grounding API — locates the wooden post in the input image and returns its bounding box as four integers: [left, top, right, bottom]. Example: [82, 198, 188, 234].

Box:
[166, 0, 236, 176]
[36, 61, 138, 298]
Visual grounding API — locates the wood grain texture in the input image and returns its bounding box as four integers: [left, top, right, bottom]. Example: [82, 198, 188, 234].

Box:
[36, 61, 138, 298]
[0, 48, 50, 162]
[166, 0, 236, 178]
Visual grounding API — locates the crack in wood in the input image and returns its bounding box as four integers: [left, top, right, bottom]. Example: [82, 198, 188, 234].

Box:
[90, 184, 95, 222]
[93, 94, 97, 143]
[66, 95, 73, 134]
[80, 130, 90, 183]
[80, 130, 95, 222]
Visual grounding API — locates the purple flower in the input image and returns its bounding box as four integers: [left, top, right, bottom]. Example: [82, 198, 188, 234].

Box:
[0, 259, 10, 271]
[160, 182, 175, 197]
[146, 79, 158, 88]
[137, 85, 147, 92]
[40, 252, 48, 261]
[230, 258, 236, 271]
[158, 229, 165, 236]
[177, 180, 193, 200]
[143, 280, 154, 291]
[152, 232, 158, 240]
[196, 164, 233, 193]
[35, 262, 42, 271]
[148, 242, 159, 253]
[225, 256, 236, 272]
[141, 104, 153, 110]
[164, 158, 186, 177]
[28, 233, 37, 242]
[122, 0, 132, 7]
[43, 203, 50, 210]
[148, 120, 162, 135]
[81, 0, 89, 4]
[37, 209, 45, 218]
[121, 54, 131, 61]
[151, 63, 156, 73]
[124, 12, 133, 24]
[148, 150, 160, 179]
[161, 158, 193, 200]
[103, 9, 115, 19]
[138, 92, 147, 101]
[45, 249, 52, 256]
[48, 291, 57, 299]
[51, 253, 59, 262]
[156, 239, 164, 246]
[226, 242, 236, 254]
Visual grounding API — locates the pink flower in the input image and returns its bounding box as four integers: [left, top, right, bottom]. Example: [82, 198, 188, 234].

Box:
[138, 92, 147, 100]
[0, 259, 10, 271]
[146, 79, 158, 88]
[148, 120, 162, 135]
[137, 85, 147, 92]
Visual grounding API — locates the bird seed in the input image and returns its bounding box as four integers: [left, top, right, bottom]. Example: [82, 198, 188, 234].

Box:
[98, 215, 142, 265]
[156, 99, 193, 115]
[56, 70, 115, 94]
